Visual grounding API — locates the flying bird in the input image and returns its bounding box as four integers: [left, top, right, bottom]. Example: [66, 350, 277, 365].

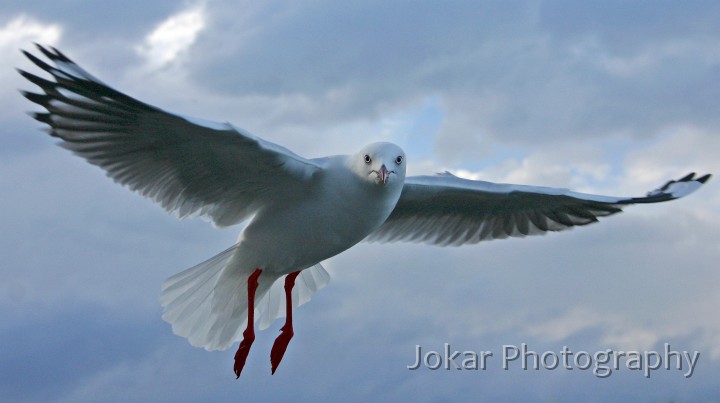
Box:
[19, 44, 711, 378]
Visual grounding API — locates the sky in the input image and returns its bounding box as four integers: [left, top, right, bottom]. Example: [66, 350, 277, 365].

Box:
[1, 1, 719, 401]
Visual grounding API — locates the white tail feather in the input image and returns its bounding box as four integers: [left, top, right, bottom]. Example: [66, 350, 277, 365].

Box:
[258, 263, 331, 330]
[160, 244, 330, 351]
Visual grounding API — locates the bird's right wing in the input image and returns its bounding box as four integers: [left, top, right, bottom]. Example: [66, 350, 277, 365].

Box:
[19, 44, 321, 227]
[367, 171, 711, 246]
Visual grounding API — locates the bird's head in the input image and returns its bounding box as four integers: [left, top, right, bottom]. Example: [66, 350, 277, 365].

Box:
[351, 142, 406, 187]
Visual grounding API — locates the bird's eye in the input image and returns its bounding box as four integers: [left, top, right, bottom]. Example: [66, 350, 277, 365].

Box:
[364, 154, 372, 164]
[395, 155, 403, 165]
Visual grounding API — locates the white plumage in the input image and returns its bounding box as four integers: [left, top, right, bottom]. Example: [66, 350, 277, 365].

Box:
[19, 45, 711, 374]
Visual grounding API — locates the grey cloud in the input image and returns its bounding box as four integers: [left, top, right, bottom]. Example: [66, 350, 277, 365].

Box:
[0, 1, 179, 43]
[2, 1, 718, 401]
[538, 0, 720, 52]
[11, 1, 719, 160]
[175, 0, 720, 162]
[0, 303, 165, 402]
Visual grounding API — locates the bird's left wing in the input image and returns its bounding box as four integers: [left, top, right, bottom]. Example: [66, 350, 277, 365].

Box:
[19, 45, 321, 227]
[367, 172, 711, 246]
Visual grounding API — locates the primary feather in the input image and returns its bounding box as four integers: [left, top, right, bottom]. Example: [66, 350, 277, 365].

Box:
[19, 44, 711, 357]
[19, 44, 320, 227]
[367, 171, 711, 246]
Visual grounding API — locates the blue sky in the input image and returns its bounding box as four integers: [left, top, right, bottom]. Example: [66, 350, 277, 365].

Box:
[1, 1, 719, 401]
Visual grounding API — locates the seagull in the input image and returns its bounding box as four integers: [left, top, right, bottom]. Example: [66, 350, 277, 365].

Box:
[19, 44, 711, 378]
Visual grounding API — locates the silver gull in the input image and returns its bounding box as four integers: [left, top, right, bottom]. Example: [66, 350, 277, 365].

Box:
[19, 44, 711, 377]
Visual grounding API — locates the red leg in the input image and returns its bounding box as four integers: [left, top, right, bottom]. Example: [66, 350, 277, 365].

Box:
[270, 270, 301, 374]
[233, 268, 262, 379]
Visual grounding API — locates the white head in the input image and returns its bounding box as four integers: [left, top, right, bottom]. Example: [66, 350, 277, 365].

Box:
[350, 142, 407, 187]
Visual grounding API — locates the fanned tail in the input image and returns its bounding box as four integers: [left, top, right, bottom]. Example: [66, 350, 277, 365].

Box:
[160, 244, 330, 351]
[258, 263, 331, 330]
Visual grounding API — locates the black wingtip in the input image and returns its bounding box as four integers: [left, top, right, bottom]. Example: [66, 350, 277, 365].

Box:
[697, 173, 712, 184]
[22, 48, 55, 74]
[31, 112, 54, 125]
[37, 43, 60, 62]
[20, 90, 51, 107]
[678, 172, 711, 185]
[21, 49, 34, 61]
[34, 42, 49, 55]
[49, 45, 73, 63]
[18, 68, 58, 91]
[679, 172, 696, 182]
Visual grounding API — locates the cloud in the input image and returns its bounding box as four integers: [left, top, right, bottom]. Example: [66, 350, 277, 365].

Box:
[136, 3, 207, 70]
[525, 306, 660, 351]
[2, 1, 719, 401]
[0, 15, 61, 119]
[0, 14, 61, 48]
[125, 0, 718, 176]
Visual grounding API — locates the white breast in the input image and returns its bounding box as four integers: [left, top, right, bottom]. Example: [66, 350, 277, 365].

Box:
[234, 157, 404, 274]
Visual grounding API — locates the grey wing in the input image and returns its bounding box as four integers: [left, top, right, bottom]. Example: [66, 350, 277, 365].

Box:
[367, 171, 711, 246]
[19, 45, 321, 227]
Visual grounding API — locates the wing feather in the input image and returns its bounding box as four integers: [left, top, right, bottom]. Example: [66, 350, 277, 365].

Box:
[20, 45, 321, 227]
[367, 172, 711, 246]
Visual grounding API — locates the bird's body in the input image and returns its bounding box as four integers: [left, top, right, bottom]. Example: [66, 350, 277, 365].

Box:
[19, 45, 711, 377]
[162, 143, 405, 353]
[239, 148, 404, 275]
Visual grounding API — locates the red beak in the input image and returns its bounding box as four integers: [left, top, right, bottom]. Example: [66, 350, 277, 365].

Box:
[379, 164, 389, 185]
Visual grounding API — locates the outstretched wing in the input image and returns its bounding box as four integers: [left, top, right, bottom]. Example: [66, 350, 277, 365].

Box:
[367, 172, 711, 246]
[19, 44, 321, 227]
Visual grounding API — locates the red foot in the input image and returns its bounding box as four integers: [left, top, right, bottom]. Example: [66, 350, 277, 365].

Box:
[234, 327, 255, 378]
[270, 271, 300, 374]
[270, 324, 293, 374]
[233, 268, 262, 379]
